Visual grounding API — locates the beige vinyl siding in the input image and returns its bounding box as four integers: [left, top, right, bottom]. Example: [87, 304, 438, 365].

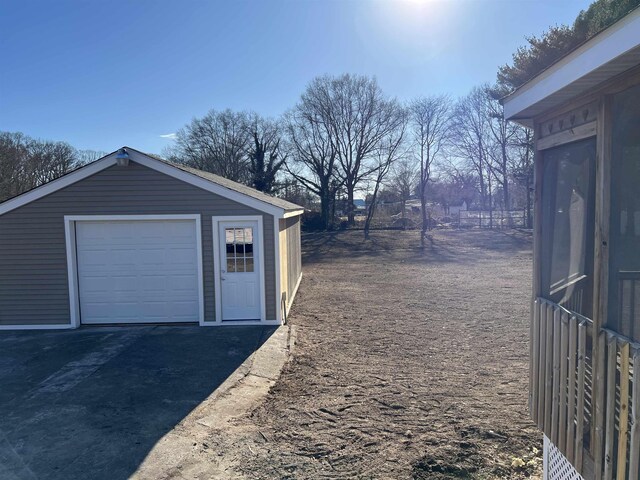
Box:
[0, 161, 276, 326]
[279, 216, 302, 314]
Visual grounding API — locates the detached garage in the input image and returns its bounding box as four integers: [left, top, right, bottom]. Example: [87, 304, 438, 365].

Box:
[0, 147, 303, 329]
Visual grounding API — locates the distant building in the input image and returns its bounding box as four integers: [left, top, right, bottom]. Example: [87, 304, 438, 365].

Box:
[353, 199, 366, 211]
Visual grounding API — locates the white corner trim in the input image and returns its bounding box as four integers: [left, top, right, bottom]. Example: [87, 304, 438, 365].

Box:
[286, 272, 302, 316]
[0, 154, 118, 216]
[64, 214, 205, 328]
[65, 218, 80, 328]
[0, 148, 290, 218]
[273, 217, 283, 324]
[283, 209, 305, 219]
[211, 215, 268, 325]
[503, 7, 640, 120]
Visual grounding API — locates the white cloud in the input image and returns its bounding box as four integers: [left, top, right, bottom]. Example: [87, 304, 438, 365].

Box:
[159, 133, 177, 140]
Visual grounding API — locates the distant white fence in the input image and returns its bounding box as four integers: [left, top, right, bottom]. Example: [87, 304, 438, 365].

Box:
[458, 210, 527, 229]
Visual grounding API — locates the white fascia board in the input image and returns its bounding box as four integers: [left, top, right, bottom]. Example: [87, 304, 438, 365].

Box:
[283, 209, 305, 219]
[127, 150, 285, 217]
[503, 8, 640, 120]
[0, 153, 118, 216]
[0, 148, 288, 218]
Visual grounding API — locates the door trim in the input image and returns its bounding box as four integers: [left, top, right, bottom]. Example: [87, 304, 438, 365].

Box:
[211, 215, 267, 325]
[64, 214, 205, 328]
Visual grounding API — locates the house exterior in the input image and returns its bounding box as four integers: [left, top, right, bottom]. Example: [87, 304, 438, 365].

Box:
[503, 8, 640, 480]
[447, 201, 467, 217]
[0, 147, 303, 329]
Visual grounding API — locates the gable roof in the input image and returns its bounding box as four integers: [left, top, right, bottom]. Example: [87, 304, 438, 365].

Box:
[0, 147, 304, 218]
[156, 159, 301, 212]
[503, 6, 640, 124]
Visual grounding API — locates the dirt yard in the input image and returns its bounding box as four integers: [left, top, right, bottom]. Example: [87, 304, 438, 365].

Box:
[210, 229, 541, 479]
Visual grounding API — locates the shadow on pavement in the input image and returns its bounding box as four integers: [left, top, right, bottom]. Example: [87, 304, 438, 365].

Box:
[0, 325, 275, 480]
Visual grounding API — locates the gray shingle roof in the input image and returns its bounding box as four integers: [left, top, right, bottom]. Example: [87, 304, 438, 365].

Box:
[133, 148, 304, 213]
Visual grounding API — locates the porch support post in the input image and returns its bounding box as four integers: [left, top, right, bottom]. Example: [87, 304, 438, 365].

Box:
[592, 94, 612, 479]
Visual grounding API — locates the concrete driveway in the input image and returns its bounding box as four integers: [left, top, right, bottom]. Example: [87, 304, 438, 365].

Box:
[0, 325, 276, 480]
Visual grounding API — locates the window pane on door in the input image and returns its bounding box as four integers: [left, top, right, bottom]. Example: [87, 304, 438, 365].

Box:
[224, 226, 255, 274]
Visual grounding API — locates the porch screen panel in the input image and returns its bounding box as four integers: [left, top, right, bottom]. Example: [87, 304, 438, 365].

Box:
[608, 84, 640, 342]
[541, 138, 596, 317]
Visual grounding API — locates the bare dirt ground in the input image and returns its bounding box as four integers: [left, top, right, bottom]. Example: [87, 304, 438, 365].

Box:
[207, 229, 541, 479]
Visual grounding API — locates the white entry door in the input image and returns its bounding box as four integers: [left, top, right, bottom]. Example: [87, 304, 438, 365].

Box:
[75, 219, 201, 324]
[218, 221, 261, 321]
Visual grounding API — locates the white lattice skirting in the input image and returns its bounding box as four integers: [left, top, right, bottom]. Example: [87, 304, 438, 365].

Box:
[543, 435, 584, 480]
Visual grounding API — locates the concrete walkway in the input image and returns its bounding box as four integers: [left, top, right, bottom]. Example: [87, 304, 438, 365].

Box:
[132, 325, 295, 479]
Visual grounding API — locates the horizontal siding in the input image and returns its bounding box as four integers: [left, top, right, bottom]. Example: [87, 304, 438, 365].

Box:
[0, 161, 276, 326]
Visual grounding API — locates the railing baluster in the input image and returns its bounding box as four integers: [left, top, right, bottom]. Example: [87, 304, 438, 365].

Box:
[576, 320, 587, 471]
[559, 312, 569, 455]
[594, 330, 607, 480]
[539, 302, 548, 429]
[616, 342, 630, 480]
[567, 315, 578, 463]
[552, 308, 562, 445]
[532, 299, 541, 424]
[629, 347, 640, 480]
[603, 333, 617, 480]
[545, 303, 554, 435]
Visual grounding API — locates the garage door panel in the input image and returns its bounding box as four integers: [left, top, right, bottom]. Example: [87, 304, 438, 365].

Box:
[110, 249, 138, 266]
[167, 275, 198, 292]
[76, 220, 200, 324]
[77, 249, 111, 268]
[138, 248, 166, 266]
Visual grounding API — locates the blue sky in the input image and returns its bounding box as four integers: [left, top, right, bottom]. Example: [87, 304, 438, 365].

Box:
[0, 0, 591, 155]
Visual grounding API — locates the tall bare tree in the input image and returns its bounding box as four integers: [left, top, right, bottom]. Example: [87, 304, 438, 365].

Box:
[485, 85, 522, 213]
[390, 158, 418, 219]
[284, 99, 340, 230]
[364, 111, 407, 239]
[246, 114, 286, 194]
[511, 125, 534, 228]
[409, 95, 452, 248]
[166, 109, 251, 183]
[303, 74, 404, 225]
[451, 87, 493, 212]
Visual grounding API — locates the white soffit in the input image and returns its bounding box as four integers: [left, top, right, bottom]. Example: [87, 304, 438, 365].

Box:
[503, 7, 640, 122]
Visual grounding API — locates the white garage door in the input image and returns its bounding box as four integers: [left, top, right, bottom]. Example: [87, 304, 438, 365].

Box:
[75, 219, 201, 324]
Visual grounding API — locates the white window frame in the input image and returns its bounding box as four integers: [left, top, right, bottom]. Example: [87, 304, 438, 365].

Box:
[64, 214, 205, 328]
[211, 215, 273, 325]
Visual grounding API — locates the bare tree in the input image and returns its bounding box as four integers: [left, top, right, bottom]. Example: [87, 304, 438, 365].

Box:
[76, 149, 108, 165]
[409, 95, 452, 248]
[484, 85, 521, 214]
[390, 158, 418, 219]
[246, 114, 286, 194]
[510, 125, 534, 228]
[451, 87, 493, 212]
[302, 74, 404, 225]
[166, 109, 251, 183]
[0, 131, 81, 202]
[364, 111, 407, 239]
[284, 100, 341, 230]
[0, 132, 29, 200]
